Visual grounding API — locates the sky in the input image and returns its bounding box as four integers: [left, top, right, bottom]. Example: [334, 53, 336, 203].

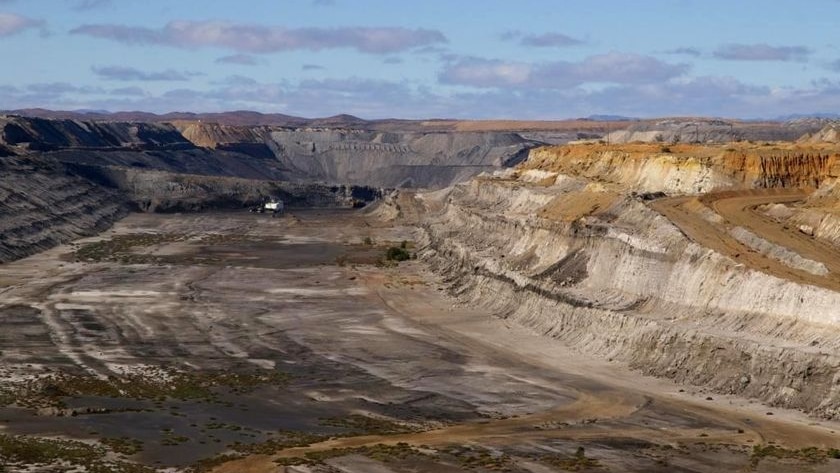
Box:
[0, 0, 839, 119]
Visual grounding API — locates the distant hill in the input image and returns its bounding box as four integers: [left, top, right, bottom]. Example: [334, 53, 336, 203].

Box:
[775, 113, 840, 121]
[585, 114, 639, 122]
[798, 122, 840, 144]
[1, 108, 638, 134]
[5, 108, 312, 127]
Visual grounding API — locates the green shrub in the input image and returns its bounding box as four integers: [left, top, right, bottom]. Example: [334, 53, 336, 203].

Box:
[385, 247, 411, 262]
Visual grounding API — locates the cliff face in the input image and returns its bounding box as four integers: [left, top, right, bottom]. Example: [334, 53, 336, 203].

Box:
[720, 149, 840, 188]
[1, 116, 191, 150]
[798, 123, 840, 144]
[1, 116, 289, 181]
[0, 116, 397, 263]
[416, 143, 840, 419]
[173, 121, 539, 188]
[605, 118, 824, 144]
[0, 155, 127, 263]
[523, 143, 840, 193]
[0, 115, 536, 263]
[2, 116, 539, 190]
[67, 164, 380, 212]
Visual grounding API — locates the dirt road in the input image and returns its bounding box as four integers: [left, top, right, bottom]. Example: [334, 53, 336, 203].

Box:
[650, 188, 840, 291]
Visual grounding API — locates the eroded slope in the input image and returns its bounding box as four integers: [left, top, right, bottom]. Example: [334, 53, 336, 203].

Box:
[418, 142, 840, 418]
[173, 121, 540, 188]
[0, 155, 127, 263]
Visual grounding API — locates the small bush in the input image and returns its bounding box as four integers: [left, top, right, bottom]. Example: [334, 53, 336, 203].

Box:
[385, 246, 411, 262]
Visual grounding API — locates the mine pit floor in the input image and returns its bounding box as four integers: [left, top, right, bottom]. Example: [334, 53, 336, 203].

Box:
[0, 210, 838, 473]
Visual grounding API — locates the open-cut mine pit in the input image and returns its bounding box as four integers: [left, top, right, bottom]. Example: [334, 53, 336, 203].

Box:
[2, 116, 840, 472]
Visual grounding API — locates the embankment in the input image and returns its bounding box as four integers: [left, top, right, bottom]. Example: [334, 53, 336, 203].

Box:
[418, 144, 840, 418]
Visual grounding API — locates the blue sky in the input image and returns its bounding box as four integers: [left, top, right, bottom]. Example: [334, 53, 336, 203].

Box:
[1, 0, 839, 119]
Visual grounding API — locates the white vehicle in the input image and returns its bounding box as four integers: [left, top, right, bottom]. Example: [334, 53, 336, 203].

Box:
[250, 198, 284, 215]
[264, 201, 283, 212]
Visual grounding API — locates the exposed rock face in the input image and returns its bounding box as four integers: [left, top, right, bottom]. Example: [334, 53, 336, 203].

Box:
[605, 119, 825, 144]
[68, 164, 380, 212]
[0, 116, 403, 263]
[173, 121, 540, 188]
[0, 156, 378, 262]
[0, 115, 191, 150]
[522, 143, 840, 193]
[799, 122, 840, 144]
[417, 143, 840, 419]
[1, 116, 290, 181]
[0, 115, 537, 263]
[720, 149, 840, 188]
[1, 116, 541, 189]
[0, 155, 127, 263]
[45, 147, 289, 181]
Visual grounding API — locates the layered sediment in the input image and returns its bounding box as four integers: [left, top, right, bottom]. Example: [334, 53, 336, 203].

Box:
[0, 155, 127, 263]
[418, 143, 840, 418]
[605, 118, 825, 144]
[173, 121, 540, 188]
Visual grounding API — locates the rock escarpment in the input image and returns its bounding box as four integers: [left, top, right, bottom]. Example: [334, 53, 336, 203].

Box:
[0, 115, 191, 150]
[173, 121, 540, 188]
[0, 155, 127, 263]
[0, 115, 537, 263]
[523, 143, 840, 192]
[418, 144, 840, 419]
[605, 118, 825, 144]
[3, 116, 540, 189]
[69, 164, 379, 212]
[0, 116, 396, 263]
[798, 122, 840, 144]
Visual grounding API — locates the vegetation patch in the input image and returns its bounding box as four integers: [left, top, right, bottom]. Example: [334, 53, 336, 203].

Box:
[749, 444, 837, 468]
[750, 445, 840, 469]
[538, 446, 604, 471]
[319, 414, 419, 435]
[0, 434, 157, 473]
[100, 436, 144, 456]
[2, 367, 289, 409]
[275, 442, 426, 467]
[441, 445, 515, 471]
[383, 240, 415, 264]
[161, 433, 189, 447]
[74, 233, 189, 264]
[227, 430, 325, 456]
[188, 453, 245, 473]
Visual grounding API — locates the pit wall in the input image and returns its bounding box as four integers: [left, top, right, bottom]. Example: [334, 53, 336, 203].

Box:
[66, 164, 381, 212]
[419, 176, 840, 418]
[524, 144, 840, 193]
[173, 120, 540, 188]
[0, 156, 127, 263]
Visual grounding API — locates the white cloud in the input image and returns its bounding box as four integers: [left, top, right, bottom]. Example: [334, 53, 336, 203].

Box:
[216, 54, 258, 66]
[440, 53, 689, 89]
[71, 21, 447, 54]
[520, 32, 583, 47]
[0, 12, 43, 37]
[92, 65, 200, 81]
[713, 43, 811, 62]
[3, 72, 839, 119]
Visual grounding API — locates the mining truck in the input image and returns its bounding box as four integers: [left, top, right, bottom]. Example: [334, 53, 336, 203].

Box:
[249, 198, 284, 216]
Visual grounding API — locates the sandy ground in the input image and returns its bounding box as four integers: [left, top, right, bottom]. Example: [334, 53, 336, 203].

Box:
[0, 210, 838, 473]
[650, 188, 840, 290]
